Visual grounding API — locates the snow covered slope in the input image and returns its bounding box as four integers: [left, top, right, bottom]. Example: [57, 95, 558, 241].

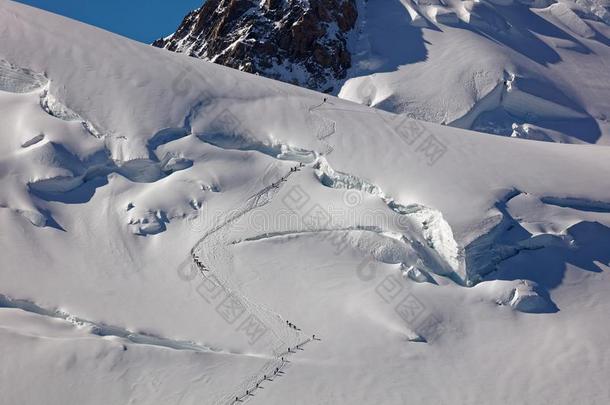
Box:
[1, 1, 610, 404]
[157, 0, 610, 144]
[340, 0, 610, 144]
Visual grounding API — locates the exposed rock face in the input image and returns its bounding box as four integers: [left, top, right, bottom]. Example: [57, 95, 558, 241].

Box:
[153, 0, 358, 93]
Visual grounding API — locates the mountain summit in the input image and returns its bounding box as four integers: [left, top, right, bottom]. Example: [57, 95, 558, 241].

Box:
[156, 0, 610, 144]
[153, 0, 358, 92]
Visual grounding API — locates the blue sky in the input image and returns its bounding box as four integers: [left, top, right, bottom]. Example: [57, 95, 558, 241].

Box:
[14, 1, 203, 43]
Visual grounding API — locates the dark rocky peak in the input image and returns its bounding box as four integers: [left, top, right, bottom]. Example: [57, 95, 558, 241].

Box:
[153, 0, 358, 92]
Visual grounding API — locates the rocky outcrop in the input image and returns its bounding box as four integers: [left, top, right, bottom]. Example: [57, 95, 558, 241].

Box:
[153, 0, 358, 92]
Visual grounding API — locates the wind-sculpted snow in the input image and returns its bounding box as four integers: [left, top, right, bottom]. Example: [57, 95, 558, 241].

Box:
[463, 191, 571, 284]
[338, 0, 610, 143]
[0, 75, 196, 229]
[2, 2, 610, 404]
[463, 190, 610, 317]
[450, 73, 597, 141]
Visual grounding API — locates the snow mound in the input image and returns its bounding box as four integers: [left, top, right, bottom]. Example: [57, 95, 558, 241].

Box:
[128, 209, 168, 236]
[508, 281, 555, 313]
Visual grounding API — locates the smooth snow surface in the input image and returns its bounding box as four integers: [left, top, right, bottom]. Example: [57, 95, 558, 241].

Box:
[1, 1, 610, 404]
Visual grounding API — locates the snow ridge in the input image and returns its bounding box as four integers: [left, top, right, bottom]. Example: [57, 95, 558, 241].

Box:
[0, 294, 215, 353]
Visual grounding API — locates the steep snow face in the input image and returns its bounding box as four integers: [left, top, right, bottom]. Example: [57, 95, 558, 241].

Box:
[2, 1, 610, 404]
[159, 0, 610, 143]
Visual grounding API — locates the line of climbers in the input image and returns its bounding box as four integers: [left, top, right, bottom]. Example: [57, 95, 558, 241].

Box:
[271, 163, 305, 189]
[192, 255, 208, 272]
